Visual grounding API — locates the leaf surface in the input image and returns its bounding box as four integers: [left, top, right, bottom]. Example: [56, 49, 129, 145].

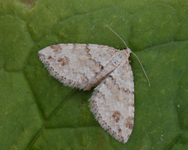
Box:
[0, 0, 187, 149]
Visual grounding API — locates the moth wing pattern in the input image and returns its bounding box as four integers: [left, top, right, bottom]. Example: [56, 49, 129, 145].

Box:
[38, 44, 122, 90]
[38, 43, 135, 143]
[89, 58, 134, 143]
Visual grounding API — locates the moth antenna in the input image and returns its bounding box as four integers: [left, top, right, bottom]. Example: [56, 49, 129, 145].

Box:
[131, 52, 151, 86]
[106, 25, 151, 86]
[106, 25, 128, 48]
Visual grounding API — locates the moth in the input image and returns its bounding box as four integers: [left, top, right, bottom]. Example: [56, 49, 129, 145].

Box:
[38, 26, 150, 143]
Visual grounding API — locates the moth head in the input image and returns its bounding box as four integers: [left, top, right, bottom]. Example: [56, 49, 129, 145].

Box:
[106, 25, 151, 87]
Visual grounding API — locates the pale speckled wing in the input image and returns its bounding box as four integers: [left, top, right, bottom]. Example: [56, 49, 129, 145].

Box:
[89, 52, 134, 143]
[38, 44, 127, 90]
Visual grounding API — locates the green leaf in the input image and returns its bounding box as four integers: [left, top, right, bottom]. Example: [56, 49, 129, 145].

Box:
[0, 0, 187, 149]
